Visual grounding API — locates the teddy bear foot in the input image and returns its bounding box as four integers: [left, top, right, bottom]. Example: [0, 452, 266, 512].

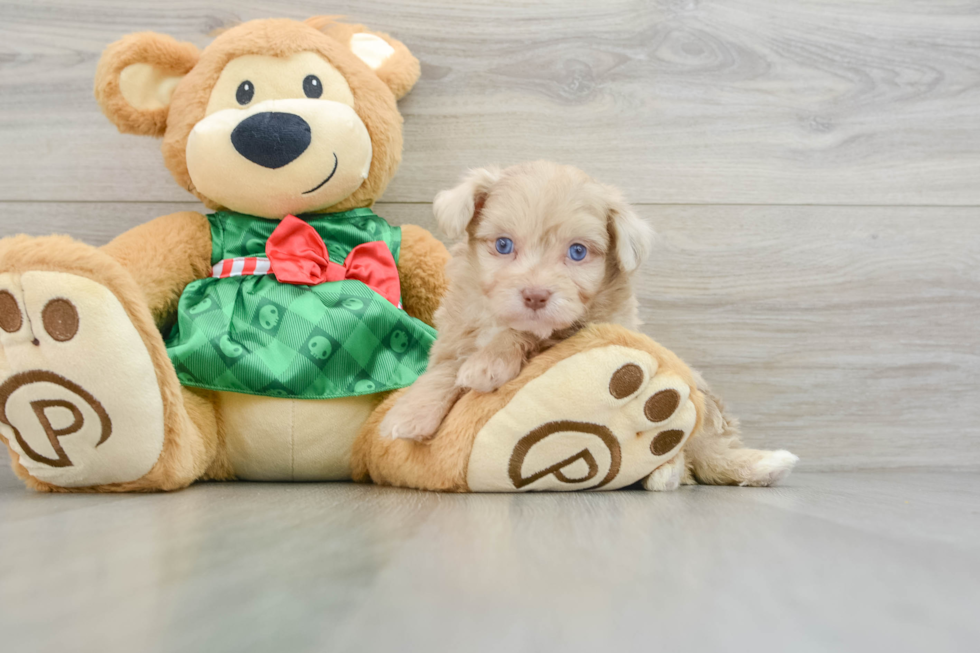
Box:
[0, 268, 167, 489]
[465, 339, 699, 492]
[0, 237, 212, 492]
[352, 324, 706, 492]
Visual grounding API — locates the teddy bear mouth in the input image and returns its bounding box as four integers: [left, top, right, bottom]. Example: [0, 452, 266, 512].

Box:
[302, 152, 339, 195]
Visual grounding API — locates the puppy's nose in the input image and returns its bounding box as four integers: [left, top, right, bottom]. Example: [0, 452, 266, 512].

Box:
[521, 288, 552, 311]
[231, 112, 311, 169]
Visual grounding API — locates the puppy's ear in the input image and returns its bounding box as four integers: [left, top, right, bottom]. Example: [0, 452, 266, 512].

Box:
[604, 186, 654, 273]
[433, 167, 501, 240]
[94, 32, 200, 137]
[307, 17, 421, 100]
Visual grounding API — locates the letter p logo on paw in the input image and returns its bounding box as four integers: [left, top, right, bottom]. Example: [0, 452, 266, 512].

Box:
[467, 344, 699, 492]
[0, 371, 111, 468]
[0, 271, 167, 488]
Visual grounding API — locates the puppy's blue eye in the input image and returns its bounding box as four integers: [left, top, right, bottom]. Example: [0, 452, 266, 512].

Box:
[495, 237, 514, 255]
[568, 243, 588, 261]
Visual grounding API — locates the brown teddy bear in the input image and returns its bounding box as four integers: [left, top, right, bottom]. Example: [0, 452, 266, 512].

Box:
[0, 17, 794, 493]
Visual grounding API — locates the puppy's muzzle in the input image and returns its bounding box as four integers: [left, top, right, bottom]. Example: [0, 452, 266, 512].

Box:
[521, 288, 552, 311]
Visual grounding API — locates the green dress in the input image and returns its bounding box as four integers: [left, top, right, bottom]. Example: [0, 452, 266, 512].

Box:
[164, 209, 437, 399]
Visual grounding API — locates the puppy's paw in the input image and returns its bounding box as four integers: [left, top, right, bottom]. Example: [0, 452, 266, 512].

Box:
[642, 454, 684, 492]
[379, 401, 443, 441]
[456, 350, 523, 393]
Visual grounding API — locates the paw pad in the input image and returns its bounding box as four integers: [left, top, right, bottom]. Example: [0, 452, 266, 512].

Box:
[41, 299, 78, 342]
[0, 290, 21, 333]
[644, 389, 680, 423]
[608, 363, 644, 399]
[651, 429, 684, 456]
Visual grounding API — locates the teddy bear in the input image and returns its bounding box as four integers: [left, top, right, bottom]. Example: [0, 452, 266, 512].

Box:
[0, 17, 795, 493]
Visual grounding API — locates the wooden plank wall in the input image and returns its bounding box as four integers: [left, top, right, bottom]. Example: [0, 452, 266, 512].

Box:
[1, 0, 978, 470]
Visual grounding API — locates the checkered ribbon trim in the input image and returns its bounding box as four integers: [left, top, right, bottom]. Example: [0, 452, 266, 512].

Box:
[211, 255, 403, 309]
[212, 257, 272, 278]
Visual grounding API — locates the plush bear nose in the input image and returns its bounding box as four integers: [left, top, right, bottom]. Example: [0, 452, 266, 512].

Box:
[521, 288, 553, 311]
[231, 112, 311, 169]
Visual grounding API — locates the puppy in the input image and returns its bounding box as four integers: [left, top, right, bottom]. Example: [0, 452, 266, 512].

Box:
[380, 160, 654, 441]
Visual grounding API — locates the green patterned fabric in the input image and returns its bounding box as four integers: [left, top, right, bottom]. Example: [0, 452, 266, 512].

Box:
[164, 209, 437, 399]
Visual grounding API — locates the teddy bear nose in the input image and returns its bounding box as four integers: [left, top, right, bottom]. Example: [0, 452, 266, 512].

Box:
[231, 112, 312, 169]
[521, 288, 552, 311]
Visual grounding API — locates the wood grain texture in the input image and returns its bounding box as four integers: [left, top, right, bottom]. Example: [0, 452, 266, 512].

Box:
[1, 0, 980, 204]
[3, 201, 977, 470]
[1, 466, 978, 652]
[638, 205, 980, 471]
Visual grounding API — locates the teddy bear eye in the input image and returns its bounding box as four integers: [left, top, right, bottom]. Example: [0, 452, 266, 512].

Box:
[303, 75, 323, 99]
[236, 81, 254, 105]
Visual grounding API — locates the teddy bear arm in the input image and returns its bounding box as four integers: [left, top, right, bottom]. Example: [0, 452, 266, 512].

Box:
[396, 224, 450, 327]
[101, 211, 213, 326]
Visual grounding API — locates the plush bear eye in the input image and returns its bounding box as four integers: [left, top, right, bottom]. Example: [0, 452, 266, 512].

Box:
[495, 237, 514, 255]
[303, 75, 323, 99]
[236, 81, 254, 105]
[568, 243, 588, 261]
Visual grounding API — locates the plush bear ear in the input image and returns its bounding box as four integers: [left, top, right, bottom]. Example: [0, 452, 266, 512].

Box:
[306, 17, 421, 100]
[601, 184, 655, 273]
[94, 32, 200, 137]
[432, 167, 502, 241]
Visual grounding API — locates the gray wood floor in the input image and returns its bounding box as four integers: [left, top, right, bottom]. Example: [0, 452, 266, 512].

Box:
[1, 1, 979, 651]
[1, 462, 978, 653]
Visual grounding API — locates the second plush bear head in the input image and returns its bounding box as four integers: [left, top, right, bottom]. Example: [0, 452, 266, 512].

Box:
[94, 17, 420, 218]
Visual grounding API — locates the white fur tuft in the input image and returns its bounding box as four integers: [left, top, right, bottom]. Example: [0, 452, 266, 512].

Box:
[739, 450, 800, 487]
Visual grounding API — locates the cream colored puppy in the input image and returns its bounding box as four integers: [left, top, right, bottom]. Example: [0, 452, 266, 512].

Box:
[381, 161, 653, 442]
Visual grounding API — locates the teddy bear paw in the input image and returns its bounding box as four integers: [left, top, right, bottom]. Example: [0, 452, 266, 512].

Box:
[0, 271, 165, 488]
[466, 344, 699, 492]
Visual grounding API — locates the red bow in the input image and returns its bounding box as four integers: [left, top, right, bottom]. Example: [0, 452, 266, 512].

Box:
[265, 215, 401, 307]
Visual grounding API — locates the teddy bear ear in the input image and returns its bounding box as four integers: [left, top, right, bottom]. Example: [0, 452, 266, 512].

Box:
[306, 17, 421, 100]
[94, 32, 200, 137]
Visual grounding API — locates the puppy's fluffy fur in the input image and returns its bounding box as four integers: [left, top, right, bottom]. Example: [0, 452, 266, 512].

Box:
[380, 161, 799, 490]
[381, 161, 654, 441]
